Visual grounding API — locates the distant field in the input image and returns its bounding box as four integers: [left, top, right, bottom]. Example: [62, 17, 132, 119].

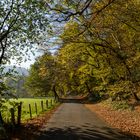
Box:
[1, 98, 56, 123]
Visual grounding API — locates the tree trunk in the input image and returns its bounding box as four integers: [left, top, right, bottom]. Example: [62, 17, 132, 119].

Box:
[85, 82, 91, 95]
[133, 92, 140, 101]
[122, 60, 140, 101]
[53, 85, 59, 102]
[0, 112, 3, 125]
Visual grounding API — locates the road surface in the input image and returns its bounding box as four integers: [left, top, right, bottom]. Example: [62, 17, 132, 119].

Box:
[36, 103, 138, 140]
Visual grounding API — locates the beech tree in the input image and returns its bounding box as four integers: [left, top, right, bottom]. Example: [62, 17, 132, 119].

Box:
[44, 0, 140, 101]
[0, 0, 50, 65]
[0, 0, 49, 106]
[26, 0, 140, 101]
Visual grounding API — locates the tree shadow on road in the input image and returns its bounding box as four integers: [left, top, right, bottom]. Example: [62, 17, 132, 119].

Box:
[36, 121, 140, 140]
[10, 122, 140, 140]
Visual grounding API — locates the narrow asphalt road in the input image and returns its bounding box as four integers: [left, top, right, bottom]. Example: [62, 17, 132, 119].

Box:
[36, 103, 138, 140]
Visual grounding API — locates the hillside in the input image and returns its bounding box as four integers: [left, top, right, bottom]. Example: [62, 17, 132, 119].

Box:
[3, 66, 29, 76]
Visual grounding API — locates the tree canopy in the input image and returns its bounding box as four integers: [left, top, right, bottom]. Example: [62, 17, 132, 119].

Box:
[25, 0, 140, 102]
[0, 0, 140, 102]
[0, 0, 50, 100]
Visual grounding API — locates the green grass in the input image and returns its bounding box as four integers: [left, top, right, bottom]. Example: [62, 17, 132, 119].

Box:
[102, 99, 133, 111]
[1, 98, 57, 123]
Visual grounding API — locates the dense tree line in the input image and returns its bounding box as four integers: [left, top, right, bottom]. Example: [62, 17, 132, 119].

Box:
[25, 0, 140, 102]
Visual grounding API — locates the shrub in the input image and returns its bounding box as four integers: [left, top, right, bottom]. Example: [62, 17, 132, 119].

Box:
[111, 101, 131, 110]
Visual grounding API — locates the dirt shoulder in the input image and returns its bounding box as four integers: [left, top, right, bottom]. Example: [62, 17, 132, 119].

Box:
[85, 102, 140, 137]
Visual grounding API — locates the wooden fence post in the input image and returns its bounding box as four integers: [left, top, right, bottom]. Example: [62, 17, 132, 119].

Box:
[17, 102, 22, 126]
[41, 101, 44, 112]
[29, 104, 32, 119]
[46, 100, 48, 109]
[35, 103, 38, 115]
[10, 108, 15, 125]
[51, 99, 53, 106]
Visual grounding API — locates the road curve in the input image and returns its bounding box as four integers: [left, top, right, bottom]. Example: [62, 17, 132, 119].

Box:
[36, 103, 138, 140]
